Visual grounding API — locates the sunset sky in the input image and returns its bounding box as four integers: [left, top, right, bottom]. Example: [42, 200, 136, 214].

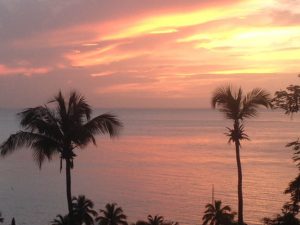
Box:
[0, 0, 299, 108]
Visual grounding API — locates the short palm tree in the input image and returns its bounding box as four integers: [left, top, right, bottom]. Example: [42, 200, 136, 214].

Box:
[72, 195, 97, 225]
[147, 215, 164, 225]
[73, 195, 97, 225]
[202, 200, 235, 225]
[51, 214, 70, 225]
[133, 215, 177, 225]
[212, 86, 272, 225]
[96, 203, 128, 225]
[0, 91, 122, 222]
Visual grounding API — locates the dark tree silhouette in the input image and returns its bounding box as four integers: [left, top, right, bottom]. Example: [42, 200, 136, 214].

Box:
[72, 195, 97, 225]
[272, 77, 300, 151]
[263, 202, 300, 225]
[0, 91, 122, 223]
[202, 200, 236, 225]
[96, 203, 128, 225]
[0, 212, 3, 223]
[11, 218, 15, 225]
[147, 215, 164, 225]
[51, 215, 70, 225]
[273, 84, 300, 115]
[273, 78, 300, 212]
[284, 175, 300, 213]
[212, 86, 272, 225]
[132, 215, 178, 225]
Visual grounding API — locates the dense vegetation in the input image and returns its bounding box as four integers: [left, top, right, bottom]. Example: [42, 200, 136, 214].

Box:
[0, 77, 300, 225]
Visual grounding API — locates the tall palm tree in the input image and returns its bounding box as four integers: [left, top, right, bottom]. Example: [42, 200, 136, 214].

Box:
[147, 215, 164, 225]
[212, 86, 272, 225]
[73, 195, 97, 225]
[202, 200, 235, 225]
[51, 215, 70, 225]
[0, 91, 122, 223]
[96, 203, 128, 225]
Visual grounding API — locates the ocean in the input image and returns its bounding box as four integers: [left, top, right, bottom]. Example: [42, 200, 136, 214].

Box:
[0, 108, 298, 225]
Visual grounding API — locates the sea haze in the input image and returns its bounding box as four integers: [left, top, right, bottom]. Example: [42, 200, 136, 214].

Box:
[0, 108, 298, 225]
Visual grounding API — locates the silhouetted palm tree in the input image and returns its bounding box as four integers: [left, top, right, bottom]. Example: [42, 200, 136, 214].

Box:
[147, 215, 164, 225]
[73, 195, 97, 225]
[51, 215, 70, 225]
[96, 203, 128, 225]
[0, 91, 122, 222]
[212, 86, 272, 225]
[202, 200, 235, 225]
[132, 216, 178, 225]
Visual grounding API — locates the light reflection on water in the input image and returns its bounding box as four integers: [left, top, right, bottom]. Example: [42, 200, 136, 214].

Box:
[0, 109, 298, 225]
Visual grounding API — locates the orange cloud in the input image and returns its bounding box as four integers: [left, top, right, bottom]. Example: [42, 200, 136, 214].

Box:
[0, 64, 50, 76]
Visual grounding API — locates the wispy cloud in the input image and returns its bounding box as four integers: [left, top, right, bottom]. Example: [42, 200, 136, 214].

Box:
[0, 0, 299, 107]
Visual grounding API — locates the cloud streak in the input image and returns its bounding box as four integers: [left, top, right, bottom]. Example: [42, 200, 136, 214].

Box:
[0, 0, 299, 107]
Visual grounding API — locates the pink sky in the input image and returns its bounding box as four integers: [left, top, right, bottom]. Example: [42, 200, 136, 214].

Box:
[0, 0, 299, 108]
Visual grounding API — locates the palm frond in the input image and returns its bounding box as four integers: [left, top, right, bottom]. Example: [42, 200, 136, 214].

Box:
[18, 106, 63, 140]
[68, 91, 92, 122]
[240, 88, 272, 119]
[50, 91, 68, 124]
[51, 214, 70, 225]
[212, 86, 242, 120]
[84, 113, 122, 137]
[1, 131, 60, 168]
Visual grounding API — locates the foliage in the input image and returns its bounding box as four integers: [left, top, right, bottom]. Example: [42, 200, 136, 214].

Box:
[96, 203, 128, 225]
[147, 215, 164, 225]
[202, 200, 236, 225]
[272, 84, 300, 115]
[72, 195, 98, 225]
[264, 77, 300, 224]
[284, 174, 300, 212]
[263, 203, 300, 225]
[273, 81, 300, 169]
[51, 214, 70, 225]
[225, 124, 249, 145]
[212, 86, 272, 121]
[212, 86, 272, 144]
[132, 215, 178, 225]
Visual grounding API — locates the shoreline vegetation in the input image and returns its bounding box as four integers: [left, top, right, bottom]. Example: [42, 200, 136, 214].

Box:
[0, 77, 300, 225]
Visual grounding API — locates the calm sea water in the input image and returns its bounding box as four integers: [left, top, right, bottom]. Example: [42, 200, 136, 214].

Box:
[0, 108, 298, 225]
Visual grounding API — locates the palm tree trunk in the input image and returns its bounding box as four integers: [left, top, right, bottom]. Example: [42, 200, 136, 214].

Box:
[235, 140, 244, 225]
[66, 158, 73, 224]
